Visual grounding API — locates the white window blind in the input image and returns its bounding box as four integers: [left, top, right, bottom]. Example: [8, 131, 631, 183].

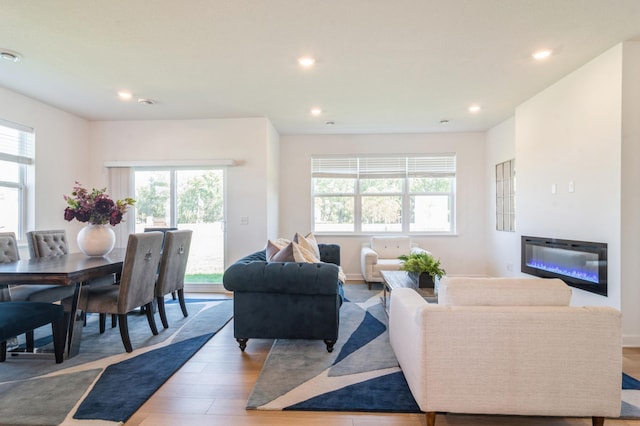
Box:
[0, 119, 34, 165]
[312, 154, 456, 178]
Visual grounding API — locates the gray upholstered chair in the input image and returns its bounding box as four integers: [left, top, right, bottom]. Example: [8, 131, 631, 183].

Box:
[83, 232, 164, 353]
[1, 231, 75, 352]
[0, 232, 20, 302]
[155, 230, 192, 328]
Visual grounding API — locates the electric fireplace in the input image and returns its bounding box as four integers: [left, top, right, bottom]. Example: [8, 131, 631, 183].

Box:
[521, 236, 608, 296]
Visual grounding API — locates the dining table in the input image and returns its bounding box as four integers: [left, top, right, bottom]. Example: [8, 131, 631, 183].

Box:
[0, 249, 126, 358]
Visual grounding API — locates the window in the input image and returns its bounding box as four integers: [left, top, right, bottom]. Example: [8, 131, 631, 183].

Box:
[312, 154, 456, 234]
[496, 159, 515, 231]
[0, 119, 34, 239]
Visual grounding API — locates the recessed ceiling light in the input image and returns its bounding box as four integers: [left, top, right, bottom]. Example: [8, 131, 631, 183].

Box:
[118, 91, 133, 100]
[138, 98, 155, 105]
[532, 49, 552, 60]
[0, 49, 22, 63]
[298, 56, 316, 68]
[468, 105, 481, 113]
[310, 107, 322, 116]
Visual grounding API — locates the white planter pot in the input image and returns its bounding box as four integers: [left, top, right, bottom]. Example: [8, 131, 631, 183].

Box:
[77, 224, 116, 257]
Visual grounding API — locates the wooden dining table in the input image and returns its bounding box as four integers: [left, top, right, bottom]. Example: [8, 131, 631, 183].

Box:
[0, 249, 126, 358]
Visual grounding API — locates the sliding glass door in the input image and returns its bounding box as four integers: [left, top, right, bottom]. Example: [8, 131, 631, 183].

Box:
[134, 168, 225, 284]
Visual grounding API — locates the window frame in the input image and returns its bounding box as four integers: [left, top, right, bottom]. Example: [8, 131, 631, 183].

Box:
[311, 154, 456, 235]
[0, 119, 34, 241]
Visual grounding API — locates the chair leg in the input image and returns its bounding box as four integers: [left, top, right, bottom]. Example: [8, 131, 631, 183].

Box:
[51, 316, 67, 364]
[171, 291, 177, 300]
[157, 296, 169, 329]
[26, 330, 35, 352]
[177, 289, 188, 318]
[111, 314, 117, 328]
[0, 341, 6, 362]
[117, 314, 133, 353]
[592, 417, 604, 426]
[99, 313, 106, 333]
[145, 302, 159, 335]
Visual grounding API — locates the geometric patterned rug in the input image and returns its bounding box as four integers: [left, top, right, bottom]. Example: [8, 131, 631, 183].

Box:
[0, 298, 232, 426]
[622, 373, 640, 418]
[247, 284, 639, 419]
[246, 284, 420, 412]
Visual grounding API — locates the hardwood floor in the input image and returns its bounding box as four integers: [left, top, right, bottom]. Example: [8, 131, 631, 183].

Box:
[125, 292, 640, 426]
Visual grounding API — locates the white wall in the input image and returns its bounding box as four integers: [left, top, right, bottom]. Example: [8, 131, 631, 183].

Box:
[485, 117, 519, 276]
[0, 87, 91, 252]
[279, 132, 487, 281]
[515, 44, 623, 310]
[620, 42, 640, 345]
[88, 118, 277, 265]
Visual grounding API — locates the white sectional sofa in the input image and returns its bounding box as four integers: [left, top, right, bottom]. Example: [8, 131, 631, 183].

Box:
[389, 276, 622, 426]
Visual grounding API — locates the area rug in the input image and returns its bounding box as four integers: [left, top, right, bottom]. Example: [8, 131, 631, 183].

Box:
[248, 284, 640, 419]
[0, 297, 233, 426]
[246, 284, 420, 412]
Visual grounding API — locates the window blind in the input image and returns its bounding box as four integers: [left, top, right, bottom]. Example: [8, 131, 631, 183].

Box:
[0, 119, 34, 165]
[312, 154, 456, 178]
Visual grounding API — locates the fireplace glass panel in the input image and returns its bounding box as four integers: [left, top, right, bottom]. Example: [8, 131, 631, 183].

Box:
[521, 236, 607, 296]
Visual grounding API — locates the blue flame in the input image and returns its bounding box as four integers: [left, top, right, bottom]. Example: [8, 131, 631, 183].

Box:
[526, 260, 598, 284]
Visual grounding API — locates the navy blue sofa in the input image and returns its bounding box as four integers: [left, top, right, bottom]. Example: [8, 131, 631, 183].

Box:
[223, 243, 343, 352]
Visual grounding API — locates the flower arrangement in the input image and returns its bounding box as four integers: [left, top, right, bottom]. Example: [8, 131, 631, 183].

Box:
[64, 182, 135, 226]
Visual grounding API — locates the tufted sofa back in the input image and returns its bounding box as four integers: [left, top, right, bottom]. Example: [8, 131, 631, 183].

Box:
[27, 230, 69, 258]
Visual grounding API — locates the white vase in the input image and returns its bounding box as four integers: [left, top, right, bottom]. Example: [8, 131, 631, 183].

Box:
[77, 224, 116, 257]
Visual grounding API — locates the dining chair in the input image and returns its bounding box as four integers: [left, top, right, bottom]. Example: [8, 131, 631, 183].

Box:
[0, 301, 66, 363]
[155, 230, 192, 328]
[0, 232, 19, 302]
[83, 232, 164, 353]
[144, 227, 178, 299]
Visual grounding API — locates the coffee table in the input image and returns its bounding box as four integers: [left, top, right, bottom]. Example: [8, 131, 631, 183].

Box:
[380, 270, 438, 313]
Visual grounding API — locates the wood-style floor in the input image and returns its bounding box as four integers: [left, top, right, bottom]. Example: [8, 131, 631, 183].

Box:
[125, 291, 640, 426]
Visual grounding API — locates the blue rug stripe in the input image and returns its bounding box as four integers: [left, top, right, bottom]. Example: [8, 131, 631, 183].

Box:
[333, 311, 386, 365]
[284, 371, 420, 413]
[74, 332, 213, 422]
[623, 373, 640, 390]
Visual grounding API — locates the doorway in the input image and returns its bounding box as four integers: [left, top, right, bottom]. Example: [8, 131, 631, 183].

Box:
[133, 168, 225, 285]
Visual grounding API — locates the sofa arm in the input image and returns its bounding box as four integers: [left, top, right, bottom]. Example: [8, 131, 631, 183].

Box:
[223, 260, 341, 296]
[389, 288, 431, 411]
[360, 246, 379, 282]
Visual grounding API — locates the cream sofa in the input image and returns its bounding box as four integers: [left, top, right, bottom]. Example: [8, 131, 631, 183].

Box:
[389, 277, 622, 426]
[360, 236, 428, 289]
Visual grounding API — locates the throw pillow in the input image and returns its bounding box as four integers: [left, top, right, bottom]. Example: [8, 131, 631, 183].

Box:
[292, 241, 319, 263]
[270, 242, 295, 262]
[293, 232, 321, 260]
[265, 238, 291, 261]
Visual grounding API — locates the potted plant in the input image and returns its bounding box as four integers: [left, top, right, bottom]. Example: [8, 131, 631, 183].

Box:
[398, 251, 446, 288]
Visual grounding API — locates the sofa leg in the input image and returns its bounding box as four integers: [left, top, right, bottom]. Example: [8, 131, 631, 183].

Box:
[426, 412, 436, 426]
[236, 338, 248, 351]
[592, 416, 604, 426]
[324, 339, 335, 352]
[367, 281, 371, 290]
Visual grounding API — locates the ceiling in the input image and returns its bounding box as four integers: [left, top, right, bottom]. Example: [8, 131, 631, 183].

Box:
[1, 0, 640, 135]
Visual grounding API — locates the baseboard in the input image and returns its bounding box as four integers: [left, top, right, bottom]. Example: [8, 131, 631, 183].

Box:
[184, 283, 229, 293]
[623, 334, 640, 347]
